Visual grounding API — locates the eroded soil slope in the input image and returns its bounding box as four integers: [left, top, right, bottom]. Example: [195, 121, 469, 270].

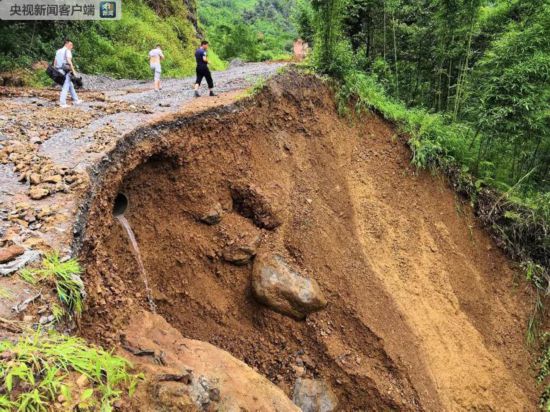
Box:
[78, 73, 537, 411]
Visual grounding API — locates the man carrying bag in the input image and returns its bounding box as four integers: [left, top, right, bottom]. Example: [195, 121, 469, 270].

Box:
[53, 39, 82, 108]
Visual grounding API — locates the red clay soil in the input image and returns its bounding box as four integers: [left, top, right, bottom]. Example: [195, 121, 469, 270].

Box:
[77, 72, 538, 411]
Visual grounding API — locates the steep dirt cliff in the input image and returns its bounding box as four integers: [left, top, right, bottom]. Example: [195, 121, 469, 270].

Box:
[76, 72, 537, 411]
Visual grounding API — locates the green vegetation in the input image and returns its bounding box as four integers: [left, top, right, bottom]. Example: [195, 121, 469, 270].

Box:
[20, 252, 85, 319]
[0, 0, 223, 81]
[198, 0, 297, 61]
[0, 286, 13, 299]
[305, 0, 549, 281]
[308, 0, 549, 194]
[0, 330, 139, 411]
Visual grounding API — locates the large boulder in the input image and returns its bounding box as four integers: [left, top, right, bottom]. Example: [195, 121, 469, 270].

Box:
[251, 253, 327, 319]
[292, 379, 338, 412]
[123, 311, 300, 412]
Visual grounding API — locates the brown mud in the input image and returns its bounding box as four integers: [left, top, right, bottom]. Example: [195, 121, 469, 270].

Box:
[76, 72, 537, 411]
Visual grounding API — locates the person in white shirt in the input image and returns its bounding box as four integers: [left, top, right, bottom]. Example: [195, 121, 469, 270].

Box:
[148, 45, 165, 92]
[53, 39, 81, 108]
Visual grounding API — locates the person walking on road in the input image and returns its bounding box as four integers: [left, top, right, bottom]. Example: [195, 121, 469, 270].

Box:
[194, 41, 216, 97]
[54, 39, 82, 108]
[149, 44, 165, 92]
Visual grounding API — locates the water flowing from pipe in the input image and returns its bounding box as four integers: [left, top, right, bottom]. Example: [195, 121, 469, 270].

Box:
[116, 215, 156, 313]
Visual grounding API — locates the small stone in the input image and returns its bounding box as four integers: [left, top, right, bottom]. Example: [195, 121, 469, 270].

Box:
[252, 253, 327, 319]
[29, 173, 41, 185]
[222, 246, 256, 265]
[208, 388, 221, 402]
[222, 236, 259, 266]
[37, 207, 53, 219]
[64, 175, 77, 184]
[39, 315, 54, 324]
[292, 378, 338, 412]
[200, 202, 223, 225]
[76, 374, 89, 388]
[0, 245, 25, 264]
[292, 365, 305, 377]
[29, 186, 49, 200]
[43, 175, 62, 184]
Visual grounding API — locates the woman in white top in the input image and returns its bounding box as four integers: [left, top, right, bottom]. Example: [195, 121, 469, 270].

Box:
[148, 45, 165, 92]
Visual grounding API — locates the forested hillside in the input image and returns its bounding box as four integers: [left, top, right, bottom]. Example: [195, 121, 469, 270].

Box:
[0, 0, 224, 81]
[303, 0, 549, 406]
[307, 0, 549, 195]
[198, 0, 297, 61]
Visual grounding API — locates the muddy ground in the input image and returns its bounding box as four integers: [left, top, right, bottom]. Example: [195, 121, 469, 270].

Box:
[76, 72, 538, 411]
[0, 63, 283, 323]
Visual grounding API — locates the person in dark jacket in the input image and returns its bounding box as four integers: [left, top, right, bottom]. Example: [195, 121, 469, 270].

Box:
[194, 41, 216, 97]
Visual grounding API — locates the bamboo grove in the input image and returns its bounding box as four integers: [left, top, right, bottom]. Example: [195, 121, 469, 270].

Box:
[304, 0, 550, 197]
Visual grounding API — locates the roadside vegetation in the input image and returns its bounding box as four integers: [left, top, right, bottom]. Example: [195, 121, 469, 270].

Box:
[198, 0, 297, 61]
[540, 333, 550, 410]
[0, 253, 139, 411]
[0, 0, 224, 82]
[0, 331, 138, 411]
[20, 252, 85, 321]
[300, 0, 549, 407]
[0, 0, 299, 84]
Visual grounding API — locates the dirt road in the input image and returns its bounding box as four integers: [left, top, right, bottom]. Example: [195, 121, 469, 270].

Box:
[0, 62, 284, 250]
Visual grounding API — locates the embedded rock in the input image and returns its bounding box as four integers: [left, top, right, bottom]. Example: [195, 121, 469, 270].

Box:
[124, 311, 300, 412]
[251, 253, 327, 319]
[222, 236, 260, 266]
[292, 378, 338, 412]
[199, 202, 223, 225]
[0, 245, 25, 264]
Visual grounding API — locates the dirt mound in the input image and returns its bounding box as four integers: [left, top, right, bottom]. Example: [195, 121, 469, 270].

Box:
[76, 72, 537, 411]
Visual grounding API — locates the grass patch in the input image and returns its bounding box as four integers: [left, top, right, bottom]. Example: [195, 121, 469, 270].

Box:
[0, 330, 139, 411]
[20, 252, 85, 319]
[0, 287, 13, 299]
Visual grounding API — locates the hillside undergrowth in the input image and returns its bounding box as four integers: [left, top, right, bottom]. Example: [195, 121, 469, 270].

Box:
[0, 0, 224, 82]
[0, 331, 138, 411]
